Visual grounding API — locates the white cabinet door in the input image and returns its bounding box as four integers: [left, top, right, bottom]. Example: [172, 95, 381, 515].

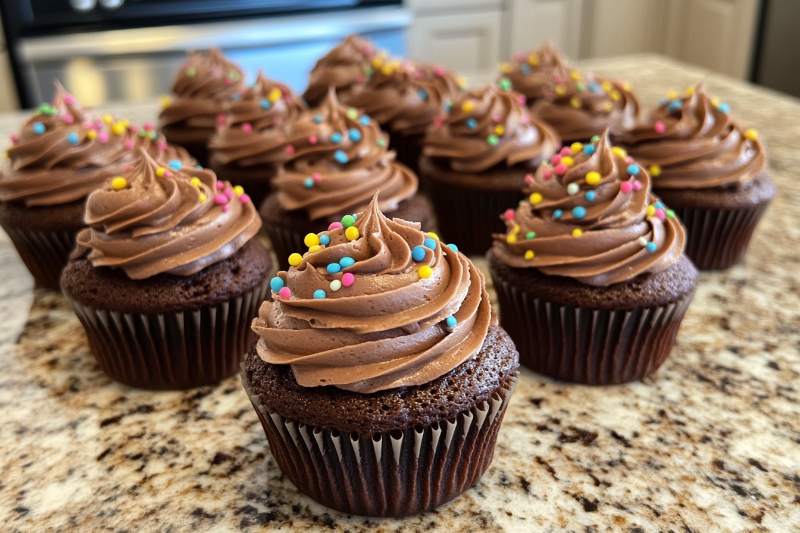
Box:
[507, 0, 585, 59]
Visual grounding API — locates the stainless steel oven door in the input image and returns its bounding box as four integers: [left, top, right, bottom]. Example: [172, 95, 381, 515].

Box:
[17, 5, 410, 106]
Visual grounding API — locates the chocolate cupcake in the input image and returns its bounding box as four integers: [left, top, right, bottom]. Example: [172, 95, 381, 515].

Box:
[499, 42, 570, 106]
[302, 34, 376, 107]
[615, 84, 774, 270]
[489, 131, 697, 385]
[420, 84, 560, 255]
[159, 49, 245, 164]
[343, 58, 463, 174]
[61, 150, 271, 389]
[243, 195, 519, 516]
[260, 90, 434, 269]
[208, 73, 305, 207]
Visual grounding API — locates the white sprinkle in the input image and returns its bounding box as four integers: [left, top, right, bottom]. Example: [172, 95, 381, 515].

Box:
[330, 280, 342, 292]
[638, 236, 648, 247]
[566, 182, 580, 195]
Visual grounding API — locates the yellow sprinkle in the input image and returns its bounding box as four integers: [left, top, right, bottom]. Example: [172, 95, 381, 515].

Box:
[110, 176, 127, 190]
[371, 56, 384, 68]
[649, 164, 662, 177]
[190, 177, 202, 187]
[570, 70, 582, 81]
[570, 97, 581, 108]
[554, 85, 567, 96]
[685, 86, 695, 96]
[572, 228, 583, 238]
[233, 185, 244, 196]
[499, 62, 512, 74]
[710, 96, 720, 107]
[381, 64, 396, 76]
[288, 253, 303, 267]
[303, 232, 320, 248]
[111, 122, 126, 136]
[524, 250, 535, 260]
[494, 125, 505, 136]
[646, 205, 656, 217]
[744, 128, 758, 141]
[308, 245, 322, 253]
[562, 156, 574, 167]
[102, 113, 113, 124]
[345, 226, 360, 241]
[198, 192, 207, 203]
[610, 90, 621, 101]
[506, 233, 517, 244]
[457, 76, 467, 89]
[611, 146, 627, 158]
[156, 167, 166, 177]
[418, 265, 433, 279]
[601, 81, 612, 92]
[461, 100, 475, 113]
[528, 53, 539, 66]
[622, 82, 632, 91]
[666, 89, 678, 99]
[529, 192, 543, 204]
[268, 87, 282, 103]
[570, 142, 583, 154]
[160, 96, 172, 109]
[86, 129, 97, 140]
[426, 231, 440, 241]
[120, 119, 130, 127]
[585, 171, 602, 186]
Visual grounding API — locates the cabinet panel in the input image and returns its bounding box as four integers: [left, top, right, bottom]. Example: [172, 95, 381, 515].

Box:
[507, 0, 584, 59]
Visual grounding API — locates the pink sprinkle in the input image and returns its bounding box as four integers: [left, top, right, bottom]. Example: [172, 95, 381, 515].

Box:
[285, 145, 295, 155]
[555, 163, 568, 175]
[655, 208, 666, 220]
[239, 193, 251, 204]
[542, 168, 553, 180]
[222, 204, 229, 212]
[225, 187, 234, 200]
[278, 287, 292, 299]
[98, 131, 109, 143]
[123, 139, 135, 150]
[524, 173, 534, 185]
[217, 113, 227, 126]
[491, 113, 503, 123]
[63, 94, 76, 105]
[308, 135, 318, 145]
[620, 181, 633, 193]
[241, 122, 253, 134]
[10, 133, 18, 144]
[328, 221, 343, 231]
[216, 181, 225, 191]
[157, 139, 168, 151]
[654, 120, 666, 134]
[61, 113, 74, 124]
[433, 115, 445, 128]
[502, 208, 515, 221]
[559, 147, 572, 156]
[224, 77, 233, 86]
[551, 154, 562, 165]
[143, 122, 154, 131]
[433, 66, 446, 77]
[164, 170, 173, 178]
[341, 272, 355, 288]
[625, 156, 634, 164]
[517, 95, 526, 105]
[632, 180, 643, 191]
[311, 172, 322, 183]
[213, 193, 228, 205]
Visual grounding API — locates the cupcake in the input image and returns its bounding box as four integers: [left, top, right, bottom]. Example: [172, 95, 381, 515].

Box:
[260, 90, 434, 269]
[243, 195, 519, 516]
[526, 69, 640, 144]
[499, 42, 570, 106]
[159, 49, 245, 165]
[614, 84, 774, 269]
[343, 58, 463, 174]
[302, 34, 377, 107]
[488, 131, 697, 385]
[208, 73, 305, 207]
[61, 150, 271, 389]
[420, 84, 560, 255]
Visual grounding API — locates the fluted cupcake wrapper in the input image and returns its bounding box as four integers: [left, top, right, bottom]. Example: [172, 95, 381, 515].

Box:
[672, 203, 769, 270]
[263, 219, 306, 271]
[68, 281, 268, 390]
[491, 272, 694, 385]
[243, 373, 518, 517]
[0, 224, 76, 291]
[388, 130, 424, 178]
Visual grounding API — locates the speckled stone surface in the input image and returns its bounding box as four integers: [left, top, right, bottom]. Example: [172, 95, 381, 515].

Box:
[1, 55, 799, 532]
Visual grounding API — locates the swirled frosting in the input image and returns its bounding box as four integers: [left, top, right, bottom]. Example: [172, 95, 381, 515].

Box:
[0, 84, 132, 207]
[273, 90, 417, 220]
[529, 70, 639, 143]
[422, 84, 560, 173]
[158, 49, 245, 133]
[252, 195, 492, 394]
[614, 84, 766, 190]
[499, 42, 570, 104]
[492, 131, 685, 286]
[75, 149, 260, 279]
[302, 34, 376, 107]
[208, 73, 305, 167]
[343, 59, 464, 135]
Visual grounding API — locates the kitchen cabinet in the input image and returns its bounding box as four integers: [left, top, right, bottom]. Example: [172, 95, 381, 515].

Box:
[507, 0, 585, 59]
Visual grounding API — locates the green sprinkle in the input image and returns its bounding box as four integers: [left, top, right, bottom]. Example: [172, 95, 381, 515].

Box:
[576, 82, 585, 93]
[341, 214, 356, 228]
[526, 231, 537, 239]
[498, 77, 512, 91]
[346, 108, 359, 120]
[667, 209, 676, 219]
[377, 137, 386, 147]
[487, 134, 500, 146]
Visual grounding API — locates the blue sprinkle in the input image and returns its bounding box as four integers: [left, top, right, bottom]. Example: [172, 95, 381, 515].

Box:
[588, 82, 602, 94]
[312, 114, 323, 124]
[466, 118, 478, 129]
[348, 128, 362, 142]
[423, 237, 437, 250]
[330, 132, 343, 144]
[585, 191, 597, 202]
[627, 164, 640, 175]
[334, 150, 348, 164]
[417, 88, 428, 101]
[339, 256, 355, 268]
[320, 234, 331, 246]
[303, 177, 314, 189]
[412, 245, 427, 262]
[269, 276, 284, 292]
[359, 115, 370, 126]
[520, 64, 531, 75]
[168, 159, 182, 171]
[646, 242, 658, 253]
[572, 206, 587, 219]
[313, 289, 327, 299]
[655, 200, 665, 210]
[445, 315, 458, 330]
[32, 122, 45, 135]
[668, 99, 682, 112]
[326, 262, 341, 274]
[553, 209, 563, 220]
[718, 102, 731, 113]
[447, 243, 458, 253]
[67, 132, 80, 145]
[583, 144, 596, 155]
[260, 99, 271, 110]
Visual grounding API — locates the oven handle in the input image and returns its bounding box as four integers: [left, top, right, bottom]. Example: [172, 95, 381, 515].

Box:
[19, 5, 411, 60]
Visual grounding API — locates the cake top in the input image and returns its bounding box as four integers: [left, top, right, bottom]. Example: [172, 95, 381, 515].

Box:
[74, 149, 260, 279]
[274, 89, 417, 220]
[422, 84, 560, 173]
[499, 42, 570, 104]
[614, 83, 766, 190]
[252, 194, 491, 394]
[492, 131, 686, 286]
[302, 34, 377, 107]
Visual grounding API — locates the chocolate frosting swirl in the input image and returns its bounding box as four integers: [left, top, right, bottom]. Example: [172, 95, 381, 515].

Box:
[274, 90, 417, 220]
[614, 84, 766, 190]
[208, 73, 305, 167]
[159, 49, 245, 132]
[0, 84, 132, 207]
[343, 59, 464, 135]
[422, 85, 560, 173]
[492, 131, 685, 286]
[500, 42, 570, 104]
[302, 34, 376, 107]
[252, 195, 492, 394]
[75, 149, 260, 279]
[530, 71, 640, 143]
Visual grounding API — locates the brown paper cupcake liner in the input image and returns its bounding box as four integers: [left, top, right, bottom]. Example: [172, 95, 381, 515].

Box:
[243, 373, 518, 517]
[672, 203, 769, 270]
[388, 131, 424, 178]
[263, 220, 306, 270]
[1, 224, 76, 291]
[69, 281, 268, 390]
[492, 273, 693, 384]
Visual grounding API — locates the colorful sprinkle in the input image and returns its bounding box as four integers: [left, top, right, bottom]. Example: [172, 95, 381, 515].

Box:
[654, 120, 666, 134]
[466, 118, 478, 129]
[303, 177, 314, 189]
[529, 192, 543, 205]
[620, 181, 633, 194]
[312, 114, 323, 124]
[417, 88, 429, 101]
[554, 163, 568, 176]
[572, 228, 583, 238]
[562, 156, 574, 167]
[330, 279, 342, 292]
[649, 164, 662, 177]
[304, 233, 320, 248]
[348, 128, 362, 142]
[346, 108, 359, 120]
[32, 122, 45, 135]
[339, 256, 355, 268]
[424, 237, 437, 250]
[412, 245, 427, 262]
[447, 243, 458, 253]
[268, 87, 282, 103]
[270, 277, 284, 292]
[445, 315, 458, 330]
[646, 242, 658, 253]
[260, 99, 271, 110]
[718, 102, 730, 113]
[213, 193, 228, 205]
[418, 265, 433, 279]
[572, 206, 587, 219]
[486, 134, 499, 146]
[744, 128, 758, 141]
[427, 231, 439, 241]
[498, 77, 512, 91]
[342, 272, 355, 287]
[461, 100, 475, 113]
[110, 176, 127, 190]
[278, 287, 293, 299]
[288, 253, 302, 267]
[341, 214, 356, 227]
[570, 142, 583, 153]
[566, 183, 579, 195]
[334, 150, 349, 164]
[524, 250, 535, 260]
[326, 262, 342, 274]
[345, 226, 360, 241]
[168, 160, 183, 171]
[111, 122, 126, 136]
[627, 164, 640, 175]
[313, 289, 326, 299]
[67, 132, 80, 145]
[241, 122, 253, 134]
[359, 115, 370, 126]
[526, 231, 537, 240]
[330, 132, 343, 144]
[585, 171, 602, 186]
[553, 209, 563, 220]
[319, 234, 331, 246]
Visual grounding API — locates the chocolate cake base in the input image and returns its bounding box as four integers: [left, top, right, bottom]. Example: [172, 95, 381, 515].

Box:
[260, 193, 437, 270]
[488, 250, 698, 385]
[0, 200, 85, 290]
[207, 156, 278, 210]
[242, 325, 519, 516]
[61, 240, 273, 389]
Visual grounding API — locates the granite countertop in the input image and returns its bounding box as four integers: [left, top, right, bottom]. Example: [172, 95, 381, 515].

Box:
[1, 55, 799, 532]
